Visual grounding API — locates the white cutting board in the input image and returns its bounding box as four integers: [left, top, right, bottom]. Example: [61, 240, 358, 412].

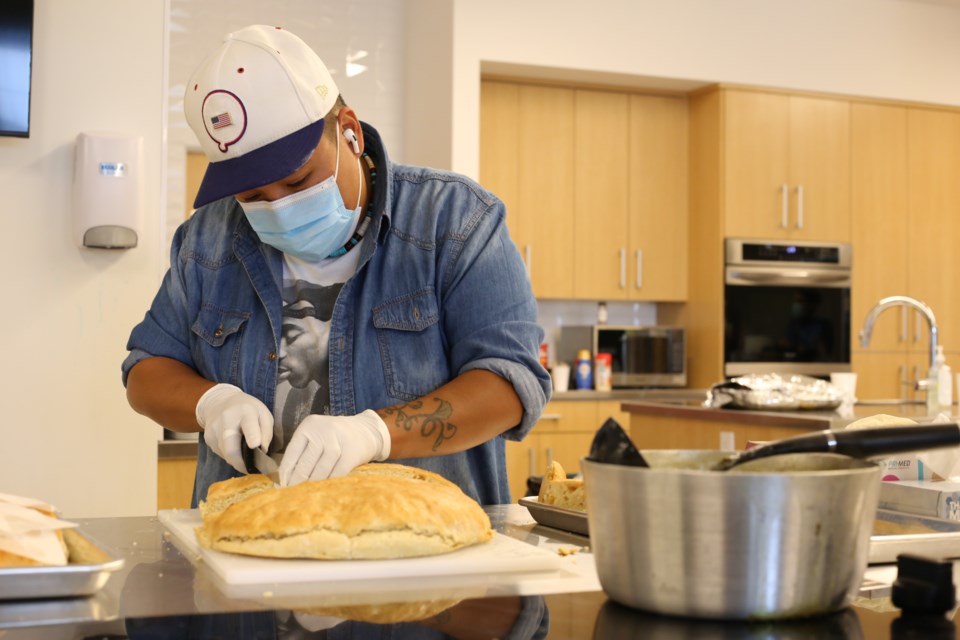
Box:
[159, 509, 563, 586]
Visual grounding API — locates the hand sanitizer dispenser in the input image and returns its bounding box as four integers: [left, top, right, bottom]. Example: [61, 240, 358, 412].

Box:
[73, 132, 143, 249]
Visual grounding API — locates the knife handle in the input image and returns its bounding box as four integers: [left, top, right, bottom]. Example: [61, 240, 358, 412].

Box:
[831, 424, 960, 459]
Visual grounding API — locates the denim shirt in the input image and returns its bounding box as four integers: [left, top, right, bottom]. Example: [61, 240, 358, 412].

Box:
[122, 124, 550, 507]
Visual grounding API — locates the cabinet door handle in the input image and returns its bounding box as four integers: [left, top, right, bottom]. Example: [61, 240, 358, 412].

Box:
[900, 306, 907, 344]
[635, 249, 643, 289]
[780, 184, 789, 228]
[545, 447, 554, 469]
[899, 364, 906, 402]
[914, 310, 921, 344]
[524, 245, 532, 276]
[528, 448, 536, 477]
[619, 248, 626, 289]
[796, 185, 804, 229]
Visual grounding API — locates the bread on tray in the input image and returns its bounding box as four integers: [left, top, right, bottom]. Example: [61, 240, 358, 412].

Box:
[537, 460, 586, 512]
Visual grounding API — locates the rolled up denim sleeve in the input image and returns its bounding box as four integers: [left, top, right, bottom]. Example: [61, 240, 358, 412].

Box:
[441, 194, 551, 441]
[121, 223, 195, 386]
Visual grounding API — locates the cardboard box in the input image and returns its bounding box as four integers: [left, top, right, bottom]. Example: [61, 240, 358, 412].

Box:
[876, 455, 925, 482]
[878, 480, 960, 521]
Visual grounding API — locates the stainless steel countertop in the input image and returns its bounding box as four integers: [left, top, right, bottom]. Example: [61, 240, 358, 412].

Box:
[622, 399, 948, 430]
[0, 506, 951, 637]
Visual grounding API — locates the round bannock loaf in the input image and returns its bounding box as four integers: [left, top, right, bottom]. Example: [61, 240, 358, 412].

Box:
[297, 598, 462, 624]
[200, 474, 492, 560]
[348, 462, 458, 489]
[199, 473, 277, 521]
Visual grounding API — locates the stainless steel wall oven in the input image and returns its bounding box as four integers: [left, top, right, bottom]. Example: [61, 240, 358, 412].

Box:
[724, 238, 852, 377]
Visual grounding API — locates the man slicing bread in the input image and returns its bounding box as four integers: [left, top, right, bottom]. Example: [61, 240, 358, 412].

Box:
[121, 25, 550, 507]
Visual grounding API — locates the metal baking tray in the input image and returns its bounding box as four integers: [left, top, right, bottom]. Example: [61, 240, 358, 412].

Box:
[0, 529, 124, 600]
[519, 496, 588, 536]
[521, 498, 960, 564]
[869, 508, 960, 564]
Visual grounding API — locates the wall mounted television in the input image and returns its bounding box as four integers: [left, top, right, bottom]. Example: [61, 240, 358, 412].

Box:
[0, 0, 33, 138]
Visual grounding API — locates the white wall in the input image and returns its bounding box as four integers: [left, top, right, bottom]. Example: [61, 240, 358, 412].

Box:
[426, 0, 960, 178]
[0, 0, 165, 517]
[165, 0, 407, 260]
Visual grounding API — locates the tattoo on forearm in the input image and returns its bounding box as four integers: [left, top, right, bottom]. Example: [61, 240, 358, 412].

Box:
[383, 399, 458, 451]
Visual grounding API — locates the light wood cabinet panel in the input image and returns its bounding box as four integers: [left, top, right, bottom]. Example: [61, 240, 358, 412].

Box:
[573, 90, 630, 299]
[907, 108, 960, 352]
[787, 96, 851, 241]
[157, 458, 196, 510]
[723, 90, 790, 237]
[852, 351, 909, 402]
[505, 433, 541, 501]
[628, 95, 689, 301]
[851, 103, 909, 352]
[480, 82, 576, 298]
[723, 90, 850, 242]
[480, 80, 688, 302]
[594, 400, 631, 430]
[518, 85, 577, 298]
[479, 82, 520, 237]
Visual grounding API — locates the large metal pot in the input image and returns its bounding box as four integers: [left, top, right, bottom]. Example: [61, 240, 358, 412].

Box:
[581, 451, 882, 620]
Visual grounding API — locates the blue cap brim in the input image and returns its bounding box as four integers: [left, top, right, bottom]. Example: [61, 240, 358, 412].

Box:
[192, 119, 326, 208]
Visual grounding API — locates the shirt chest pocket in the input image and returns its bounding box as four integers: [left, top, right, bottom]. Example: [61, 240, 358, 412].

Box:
[372, 287, 449, 401]
[191, 305, 251, 383]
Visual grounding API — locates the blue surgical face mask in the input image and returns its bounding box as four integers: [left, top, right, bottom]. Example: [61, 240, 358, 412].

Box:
[239, 123, 363, 262]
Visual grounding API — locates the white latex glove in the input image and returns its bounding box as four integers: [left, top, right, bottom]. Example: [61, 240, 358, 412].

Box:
[195, 383, 273, 474]
[279, 410, 391, 486]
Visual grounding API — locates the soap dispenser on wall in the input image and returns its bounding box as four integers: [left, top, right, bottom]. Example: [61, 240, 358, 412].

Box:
[72, 132, 144, 249]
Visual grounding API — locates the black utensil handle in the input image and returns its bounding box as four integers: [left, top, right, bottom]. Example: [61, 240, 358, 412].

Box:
[831, 424, 960, 458]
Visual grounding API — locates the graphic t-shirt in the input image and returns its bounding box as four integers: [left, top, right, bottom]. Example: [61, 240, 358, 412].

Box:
[273, 248, 361, 451]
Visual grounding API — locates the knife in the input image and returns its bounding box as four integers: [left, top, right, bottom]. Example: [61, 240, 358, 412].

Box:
[242, 444, 281, 483]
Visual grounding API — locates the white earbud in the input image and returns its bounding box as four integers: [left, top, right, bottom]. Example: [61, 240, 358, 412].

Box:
[343, 128, 360, 155]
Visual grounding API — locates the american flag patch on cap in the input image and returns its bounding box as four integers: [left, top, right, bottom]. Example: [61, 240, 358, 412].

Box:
[211, 112, 232, 129]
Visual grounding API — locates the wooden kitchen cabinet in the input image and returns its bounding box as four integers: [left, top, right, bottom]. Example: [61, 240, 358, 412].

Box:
[573, 90, 630, 299]
[157, 457, 196, 510]
[480, 79, 688, 301]
[850, 105, 960, 400]
[572, 91, 689, 300]
[723, 89, 851, 242]
[907, 107, 960, 354]
[627, 95, 689, 301]
[481, 82, 575, 298]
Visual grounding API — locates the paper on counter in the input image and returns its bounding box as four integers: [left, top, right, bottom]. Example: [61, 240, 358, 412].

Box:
[0, 493, 78, 566]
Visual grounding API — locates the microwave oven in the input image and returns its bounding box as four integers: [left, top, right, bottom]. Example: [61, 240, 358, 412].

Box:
[556, 325, 686, 388]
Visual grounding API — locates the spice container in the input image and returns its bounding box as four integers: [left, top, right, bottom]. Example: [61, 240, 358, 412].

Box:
[595, 353, 612, 392]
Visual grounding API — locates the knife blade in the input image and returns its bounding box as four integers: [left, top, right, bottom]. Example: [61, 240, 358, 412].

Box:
[241, 444, 281, 483]
[253, 447, 281, 483]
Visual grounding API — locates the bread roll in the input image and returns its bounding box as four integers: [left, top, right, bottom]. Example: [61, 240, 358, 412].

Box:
[846, 414, 918, 429]
[538, 461, 586, 512]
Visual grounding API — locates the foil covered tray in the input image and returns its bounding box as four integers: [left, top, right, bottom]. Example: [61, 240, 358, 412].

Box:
[0, 529, 124, 601]
[705, 373, 844, 411]
[519, 497, 588, 536]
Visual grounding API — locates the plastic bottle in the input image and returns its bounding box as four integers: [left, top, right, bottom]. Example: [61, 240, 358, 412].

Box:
[597, 301, 608, 325]
[594, 353, 612, 392]
[575, 349, 593, 390]
[936, 346, 952, 413]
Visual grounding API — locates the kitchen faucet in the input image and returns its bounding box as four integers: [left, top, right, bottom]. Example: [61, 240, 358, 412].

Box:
[859, 295, 939, 371]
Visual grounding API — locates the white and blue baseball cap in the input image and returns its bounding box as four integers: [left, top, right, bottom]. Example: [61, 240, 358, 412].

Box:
[184, 25, 340, 208]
